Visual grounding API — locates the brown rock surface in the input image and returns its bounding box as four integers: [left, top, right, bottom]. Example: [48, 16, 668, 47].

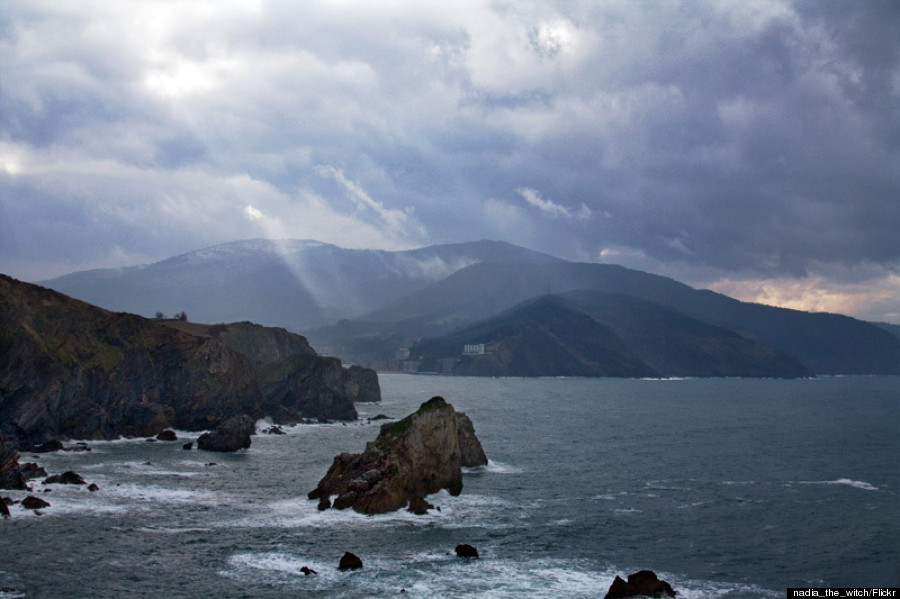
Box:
[309, 397, 487, 515]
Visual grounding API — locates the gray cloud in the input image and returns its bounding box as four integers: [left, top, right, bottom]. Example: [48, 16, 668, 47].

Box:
[1, 0, 898, 322]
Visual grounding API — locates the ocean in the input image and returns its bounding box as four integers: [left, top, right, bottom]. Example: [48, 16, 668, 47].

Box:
[1, 375, 898, 598]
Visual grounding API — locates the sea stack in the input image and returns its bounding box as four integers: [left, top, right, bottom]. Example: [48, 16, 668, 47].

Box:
[308, 396, 487, 515]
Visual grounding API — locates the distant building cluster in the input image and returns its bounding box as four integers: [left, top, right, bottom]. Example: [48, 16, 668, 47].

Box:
[378, 342, 494, 374]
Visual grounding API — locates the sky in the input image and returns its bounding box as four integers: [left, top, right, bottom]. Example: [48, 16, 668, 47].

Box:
[1, 1, 899, 324]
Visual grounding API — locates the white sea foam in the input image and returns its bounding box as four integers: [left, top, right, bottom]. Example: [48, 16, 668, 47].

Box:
[136, 526, 212, 535]
[222, 551, 617, 598]
[9, 476, 225, 517]
[464, 459, 524, 475]
[660, 572, 781, 599]
[825, 478, 878, 491]
[227, 552, 333, 578]
[830, 478, 879, 491]
[796, 478, 880, 491]
[223, 552, 781, 599]
[2, 484, 129, 518]
[221, 552, 342, 592]
[218, 490, 520, 531]
[71, 429, 203, 447]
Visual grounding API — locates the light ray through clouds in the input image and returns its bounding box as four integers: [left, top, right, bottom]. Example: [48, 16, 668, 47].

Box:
[0, 0, 898, 323]
[241, 201, 368, 316]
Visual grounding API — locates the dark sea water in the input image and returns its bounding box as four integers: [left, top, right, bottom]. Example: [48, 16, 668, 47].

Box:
[1, 375, 898, 598]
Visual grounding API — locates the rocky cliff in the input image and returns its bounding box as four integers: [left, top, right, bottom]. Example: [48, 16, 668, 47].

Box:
[0, 275, 379, 449]
[308, 396, 487, 515]
[161, 320, 380, 420]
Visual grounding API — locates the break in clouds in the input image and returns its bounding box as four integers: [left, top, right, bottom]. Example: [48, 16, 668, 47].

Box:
[1, 0, 898, 322]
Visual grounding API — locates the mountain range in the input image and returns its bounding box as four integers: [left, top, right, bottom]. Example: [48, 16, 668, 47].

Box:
[38, 239, 900, 377]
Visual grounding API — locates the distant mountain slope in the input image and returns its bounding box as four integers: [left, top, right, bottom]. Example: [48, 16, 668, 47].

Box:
[411, 295, 658, 378]
[39, 239, 561, 331]
[871, 321, 900, 341]
[312, 261, 900, 375]
[409, 293, 809, 378]
[559, 291, 810, 378]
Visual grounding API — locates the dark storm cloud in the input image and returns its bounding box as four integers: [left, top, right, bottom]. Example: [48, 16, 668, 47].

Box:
[1, 1, 898, 321]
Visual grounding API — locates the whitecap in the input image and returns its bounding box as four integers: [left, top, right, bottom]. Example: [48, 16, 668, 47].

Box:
[794, 479, 879, 491]
[825, 478, 879, 491]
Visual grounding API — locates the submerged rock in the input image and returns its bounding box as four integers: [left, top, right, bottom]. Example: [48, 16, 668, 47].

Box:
[44, 471, 87, 485]
[197, 415, 254, 452]
[604, 570, 676, 598]
[308, 396, 487, 515]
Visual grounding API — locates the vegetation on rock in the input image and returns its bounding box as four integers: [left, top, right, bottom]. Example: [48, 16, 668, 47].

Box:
[309, 396, 487, 515]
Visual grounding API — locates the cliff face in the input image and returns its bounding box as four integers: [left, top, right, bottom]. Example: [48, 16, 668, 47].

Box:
[258, 355, 359, 421]
[162, 320, 381, 421]
[309, 397, 487, 515]
[0, 275, 379, 449]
